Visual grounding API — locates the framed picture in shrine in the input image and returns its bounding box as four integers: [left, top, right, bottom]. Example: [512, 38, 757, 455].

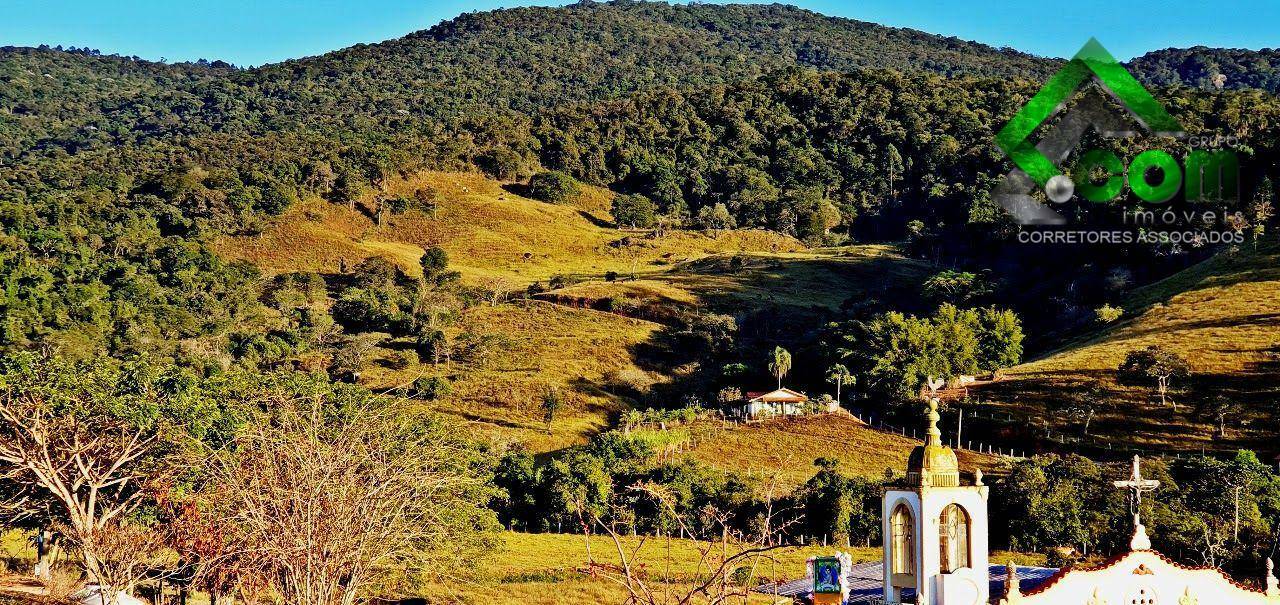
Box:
[813, 556, 842, 594]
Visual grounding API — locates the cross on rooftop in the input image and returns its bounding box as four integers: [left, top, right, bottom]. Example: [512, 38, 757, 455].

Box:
[1113, 455, 1160, 513]
[1113, 455, 1160, 550]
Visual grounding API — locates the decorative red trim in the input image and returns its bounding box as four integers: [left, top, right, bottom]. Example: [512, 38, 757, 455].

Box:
[1021, 550, 1266, 597]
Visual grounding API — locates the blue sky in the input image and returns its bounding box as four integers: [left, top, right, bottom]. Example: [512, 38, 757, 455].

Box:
[2, 0, 1276, 67]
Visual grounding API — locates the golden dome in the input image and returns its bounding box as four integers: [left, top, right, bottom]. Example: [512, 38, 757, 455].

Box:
[906, 398, 960, 487]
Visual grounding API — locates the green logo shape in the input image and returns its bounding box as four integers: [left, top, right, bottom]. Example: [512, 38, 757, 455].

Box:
[995, 38, 1184, 188]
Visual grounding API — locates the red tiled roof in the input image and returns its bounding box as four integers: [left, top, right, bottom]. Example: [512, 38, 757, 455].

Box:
[744, 388, 809, 403]
[1023, 549, 1266, 597]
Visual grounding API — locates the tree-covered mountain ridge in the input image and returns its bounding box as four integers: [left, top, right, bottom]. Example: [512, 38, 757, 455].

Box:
[3, 1, 1274, 184]
[1, 0, 1278, 365]
[5, 1, 1276, 176]
[1, 2, 1055, 164]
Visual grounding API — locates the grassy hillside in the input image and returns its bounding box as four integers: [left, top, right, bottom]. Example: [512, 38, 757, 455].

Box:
[214, 171, 804, 451]
[681, 413, 998, 489]
[545, 245, 932, 320]
[415, 531, 1044, 604]
[216, 171, 804, 286]
[983, 239, 1280, 454]
[216, 171, 938, 459]
[364, 301, 663, 453]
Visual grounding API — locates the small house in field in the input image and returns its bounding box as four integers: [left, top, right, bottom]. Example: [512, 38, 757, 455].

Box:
[729, 388, 809, 420]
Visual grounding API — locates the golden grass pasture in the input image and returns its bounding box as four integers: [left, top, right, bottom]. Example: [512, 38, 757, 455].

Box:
[419, 531, 1043, 604]
[546, 245, 932, 319]
[988, 239, 1280, 453]
[215, 171, 803, 286]
[420, 531, 870, 604]
[682, 413, 1000, 490]
[356, 300, 665, 452]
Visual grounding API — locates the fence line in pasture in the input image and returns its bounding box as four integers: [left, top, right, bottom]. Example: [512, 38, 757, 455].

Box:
[846, 404, 1236, 465]
[847, 407, 1027, 460]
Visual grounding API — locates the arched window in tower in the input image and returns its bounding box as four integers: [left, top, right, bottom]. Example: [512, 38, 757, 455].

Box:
[939, 504, 971, 573]
[890, 504, 915, 576]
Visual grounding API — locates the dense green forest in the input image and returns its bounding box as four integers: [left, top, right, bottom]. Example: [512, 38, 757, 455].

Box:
[1130, 46, 1280, 93]
[0, 0, 1277, 424]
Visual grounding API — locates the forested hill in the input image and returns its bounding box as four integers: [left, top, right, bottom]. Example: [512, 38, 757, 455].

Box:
[1129, 46, 1280, 93]
[1, 0, 1279, 362]
[5, 1, 1275, 169]
[1, 2, 1055, 161]
[295, 1, 1057, 114]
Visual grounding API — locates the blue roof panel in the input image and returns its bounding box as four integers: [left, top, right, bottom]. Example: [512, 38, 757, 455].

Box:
[752, 562, 1059, 603]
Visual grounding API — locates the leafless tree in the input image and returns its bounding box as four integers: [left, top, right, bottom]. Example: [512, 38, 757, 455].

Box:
[61, 518, 171, 601]
[590, 465, 802, 605]
[185, 397, 493, 605]
[480, 276, 514, 306]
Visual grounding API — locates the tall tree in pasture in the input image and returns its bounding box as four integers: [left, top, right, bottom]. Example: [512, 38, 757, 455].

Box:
[768, 346, 792, 389]
[611, 193, 657, 229]
[420, 246, 450, 282]
[695, 202, 736, 237]
[826, 364, 854, 405]
[976, 307, 1024, 372]
[177, 377, 497, 605]
[1118, 345, 1191, 410]
[1200, 395, 1242, 439]
[1068, 384, 1110, 437]
[527, 170, 581, 204]
[541, 386, 564, 434]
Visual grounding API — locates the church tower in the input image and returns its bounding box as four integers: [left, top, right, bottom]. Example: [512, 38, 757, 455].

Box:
[882, 398, 990, 605]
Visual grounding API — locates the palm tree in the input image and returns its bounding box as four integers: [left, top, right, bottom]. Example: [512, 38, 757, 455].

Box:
[826, 364, 855, 404]
[768, 346, 792, 389]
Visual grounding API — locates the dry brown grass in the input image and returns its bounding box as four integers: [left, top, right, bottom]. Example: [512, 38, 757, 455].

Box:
[418, 531, 1043, 604]
[214, 171, 804, 286]
[682, 413, 1000, 490]
[358, 300, 666, 452]
[987, 239, 1280, 453]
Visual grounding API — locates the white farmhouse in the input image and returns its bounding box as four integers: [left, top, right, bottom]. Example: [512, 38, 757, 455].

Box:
[729, 388, 809, 419]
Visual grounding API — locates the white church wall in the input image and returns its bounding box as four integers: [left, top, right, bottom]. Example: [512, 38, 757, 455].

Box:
[1006, 550, 1280, 605]
[939, 567, 984, 605]
[922, 487, 990, 605]
[882, 486, 990, 605]
[883, 490, 923, 604]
